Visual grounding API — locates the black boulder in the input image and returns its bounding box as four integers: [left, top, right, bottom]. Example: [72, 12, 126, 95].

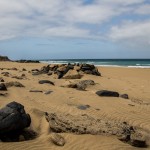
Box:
[96, 90, 119, 97]
[0, 101, 31, 140]
[0, 83, 7, 91]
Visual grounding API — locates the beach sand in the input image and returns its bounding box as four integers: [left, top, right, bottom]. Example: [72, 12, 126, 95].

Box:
[0, 61, 150, 150]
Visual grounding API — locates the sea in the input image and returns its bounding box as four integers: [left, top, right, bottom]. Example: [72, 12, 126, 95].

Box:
[40, 59, 150, 68]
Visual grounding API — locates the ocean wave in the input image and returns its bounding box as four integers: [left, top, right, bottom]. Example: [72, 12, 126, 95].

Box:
[95, 65, 121, 67]
[128, 66, 150, 68]
[40, 60, 150, 68]
[40, 61, 68, 64]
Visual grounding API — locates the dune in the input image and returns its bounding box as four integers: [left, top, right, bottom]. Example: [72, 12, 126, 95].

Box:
[0, 61, 150, 150]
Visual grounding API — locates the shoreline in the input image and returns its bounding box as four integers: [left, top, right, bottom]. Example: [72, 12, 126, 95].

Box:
[40, 61, 150, 68]
[1, 60, 150, 68]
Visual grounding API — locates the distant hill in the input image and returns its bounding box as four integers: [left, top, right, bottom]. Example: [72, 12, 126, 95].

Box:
[0, 55, 10, 61]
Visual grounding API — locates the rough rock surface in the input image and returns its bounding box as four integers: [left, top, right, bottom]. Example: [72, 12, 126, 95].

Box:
[0, 102, 32, 142]
[80, 64, 101, 76]
[76, 80, 95, 90]
[45, 112, 147, 147]
[45, 112, 131, 135]
[62, 70, 83, 79]
[63, 80, 95, 90]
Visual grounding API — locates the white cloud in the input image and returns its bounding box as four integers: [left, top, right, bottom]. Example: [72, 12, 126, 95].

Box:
[96, 0, 145, 6]
[43, 26, 90, 38]
[135, 4, 150, 15]
[109, 20, 150, 47]
[65, 5, 119, 24]
[0, 0, 149, 48]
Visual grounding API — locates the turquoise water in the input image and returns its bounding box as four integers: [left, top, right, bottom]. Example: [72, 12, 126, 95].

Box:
[40, 59, 150, 68]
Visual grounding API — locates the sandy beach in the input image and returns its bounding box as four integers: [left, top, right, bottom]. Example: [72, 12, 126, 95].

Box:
[0, 61, 150, 150]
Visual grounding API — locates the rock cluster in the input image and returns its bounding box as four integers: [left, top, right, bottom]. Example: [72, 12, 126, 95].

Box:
[16, 60, 40, 63]
[31, 63, 101, 79]
[0, 55, 10, 61]
[79, 64, 101, 76]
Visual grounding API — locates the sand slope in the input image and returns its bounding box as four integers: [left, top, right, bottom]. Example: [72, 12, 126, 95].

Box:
[0, 62, 150, 150]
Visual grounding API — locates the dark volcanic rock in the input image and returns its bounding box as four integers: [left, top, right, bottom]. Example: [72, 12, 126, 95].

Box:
[80, 64, 95, 71]
[77, 105, 90, 110]
[29, 90, 43, 93]
[40, 65, 51, 74]
[0, 101, 31, 141]
[130, 139, 147, 148]
[0, 77, 4, 82]
[5, 81, 25, 88]
[91, 68, 101, 76]
[55, 65, 72, 79]
[30, 63, 101, 78]
[39, 80, 54, 85]
[56, 71, 64, 79]
[22, 68, 27, 71]
[80, 64, 101, 76]
[120, 94, 129, 99]
[11, 67, 18, 71]
[0, 83, 7, 91]
[16, 60, 40, 63]
[119, 128, 147, 148]
[0, 93, 8, 96]
[65, 83, 77, 88]
[0, 56, 10, 61]
[47, 71, 53, 76]
[44, 90, 53, 95]
[49, 64, 59, 71]
[32, 71, 41, 76]
[12, 75, 24, 80]
[1, 72, 10, 77]
[96, 90, 119, 97]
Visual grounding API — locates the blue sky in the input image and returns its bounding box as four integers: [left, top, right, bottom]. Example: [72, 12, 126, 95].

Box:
[0, 0, 150, 59]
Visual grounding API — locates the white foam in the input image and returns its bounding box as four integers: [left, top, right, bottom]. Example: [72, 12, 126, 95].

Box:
[128, 66, 150, 68]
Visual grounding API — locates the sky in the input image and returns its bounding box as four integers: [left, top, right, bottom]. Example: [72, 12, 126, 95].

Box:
[0, 0, 150, 60]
